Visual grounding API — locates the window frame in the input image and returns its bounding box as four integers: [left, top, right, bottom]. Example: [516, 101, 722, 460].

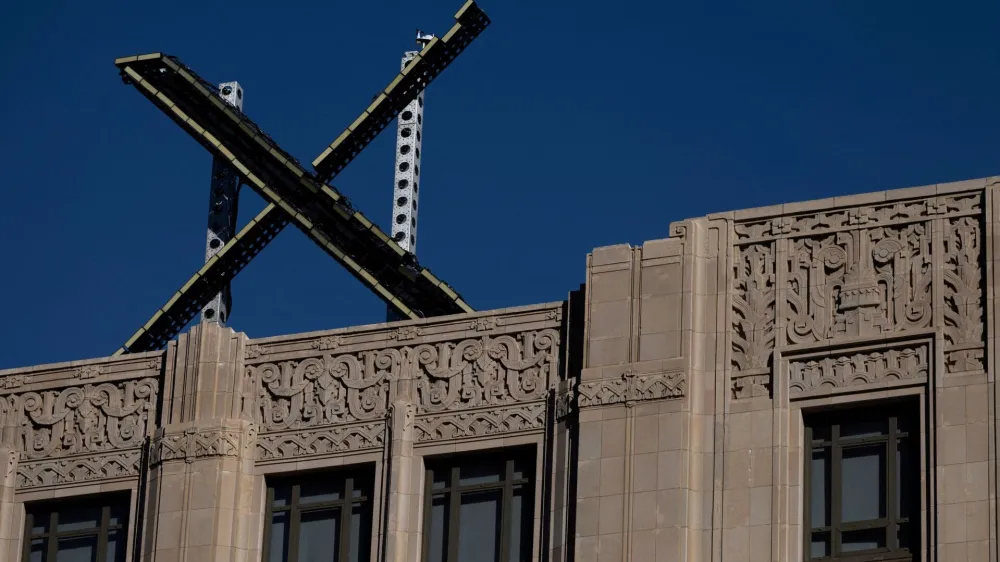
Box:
[803, 400, 919, 562]
[421, 447, 535, 562]
[22, 492, 130, 562]
[262, 466, 375, 562]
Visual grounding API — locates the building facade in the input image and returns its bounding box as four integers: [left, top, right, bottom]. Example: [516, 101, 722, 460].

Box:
[0, 175, 997, 562]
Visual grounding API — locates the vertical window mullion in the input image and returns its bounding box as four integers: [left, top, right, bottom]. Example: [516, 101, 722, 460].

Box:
[262, 487, 275, 562]
[887, 415, 898, 551]
[500, 459, 514, 562]
[803, 426, 812, 562]
[21, 513, 32, 562]
[288, 484, 301, 562]
[447, 466, 461, 562]
[97, 504, 110, 562]
[422, 469, 434, 562]
[341, 477, 355, 562]
[831, 423, 842, 557]
[47, 510, 58, 560]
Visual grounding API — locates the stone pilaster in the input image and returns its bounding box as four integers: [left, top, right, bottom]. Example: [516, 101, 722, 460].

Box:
[141, 322, 262, 562]
[0, 447, 20, 562]
[382, 400, 418, 562]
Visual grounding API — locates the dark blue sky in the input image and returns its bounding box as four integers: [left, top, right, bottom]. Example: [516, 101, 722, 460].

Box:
[2, 1, 999, 369]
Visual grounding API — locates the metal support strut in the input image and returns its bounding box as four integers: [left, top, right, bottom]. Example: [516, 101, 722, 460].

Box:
[388, 31, 435, 323]
[202, 81, 244, 325]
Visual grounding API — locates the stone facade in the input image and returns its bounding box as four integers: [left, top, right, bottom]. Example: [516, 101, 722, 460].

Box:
[0, 175, 998, 561]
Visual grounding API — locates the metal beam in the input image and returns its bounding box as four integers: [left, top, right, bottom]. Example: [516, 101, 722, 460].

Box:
[111, 1, 488, 355]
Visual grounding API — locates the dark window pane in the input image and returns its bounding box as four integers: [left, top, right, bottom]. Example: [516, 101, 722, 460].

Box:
[106, 529, 126, 562]
[56, 535, 97, 562]
[300, 480, 341, 505]
[349, 503, 365, 562]
[30, 515, 48, 535]
[268, 510, 289, 562]
[459, 463, 502, 487]
[508, 487, 526, 562]
[841, 527, 886, 552]
[426, 496, 448, 562]
[810, 532, 829, 558]
[840, 419, 887, 439]
[810, 448, 828, 528]
[28, 539, 45, 562]
[431, 470, 448, 491]
[513, 458, 529, 481]
[298, 509, 339, 562]
[897, 439, 917, 521]
[56, 506, 102, 533]
[272, 486, 290, 508]
[841, 445, 886, 522]
[898, 522, 913, 550]
[457, 490, 501, 562]
[109, 504, 128, 528]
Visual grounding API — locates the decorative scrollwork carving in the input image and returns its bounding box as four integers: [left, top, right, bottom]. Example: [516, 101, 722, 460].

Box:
[151, 423, 254, 465]
[788, 342, 928, 396]
[249, 329, 560, 433]
[414, 405, 545, 442]
[577, 370, 685, 408]
[17, 450, 142, 489]
[256, 423, 386, 460]
[943, 215, 986, 373]
[14, 378, 159, 461]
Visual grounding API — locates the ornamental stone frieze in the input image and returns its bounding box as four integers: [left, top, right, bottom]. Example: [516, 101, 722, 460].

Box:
[150, 421, 256, 465]
[577, 370, 685, 408]
[730, 189, 987, 399]
[0, 352, 163, 489]
[241, 304, 565, 457]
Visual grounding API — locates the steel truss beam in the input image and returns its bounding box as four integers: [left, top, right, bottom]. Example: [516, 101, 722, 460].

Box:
[112, 1, 488, 355]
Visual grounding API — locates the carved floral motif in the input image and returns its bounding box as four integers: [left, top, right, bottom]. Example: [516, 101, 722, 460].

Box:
[943, 216, 985, 373]
[732, 243, 775, 383]
[788, 342, 929, 395]
[577, 370, 685, 407]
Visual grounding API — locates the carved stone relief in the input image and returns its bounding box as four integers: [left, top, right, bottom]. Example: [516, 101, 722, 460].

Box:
[18, 450, 142, 489]
[730, 192, 986, 400]
[257, 423, 386, 460]
[785, 223, 932, 344]
[943, 215, 985, 373]
[0, 376, 160, 489]
[577, 370, 685, 408]
[788, 341, 929, 396]
[414, 404, 545, 442]
[731, 242, 775, 397]
[244, 323, 562, 456]
[150, 423, 256, 465]
[12, 378, 159, 461]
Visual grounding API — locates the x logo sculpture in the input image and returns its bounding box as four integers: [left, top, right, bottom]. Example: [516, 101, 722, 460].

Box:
[112, 1, 489, 355]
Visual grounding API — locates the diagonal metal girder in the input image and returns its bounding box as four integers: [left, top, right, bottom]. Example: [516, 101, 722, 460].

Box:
[111, 1, 488, 355]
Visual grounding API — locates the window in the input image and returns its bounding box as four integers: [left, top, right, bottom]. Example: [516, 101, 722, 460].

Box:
[422, 447, 534, 562]
[263, 467, 374, 562]
[23, 493, 130, 562]
[804, 400, 919, 561]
